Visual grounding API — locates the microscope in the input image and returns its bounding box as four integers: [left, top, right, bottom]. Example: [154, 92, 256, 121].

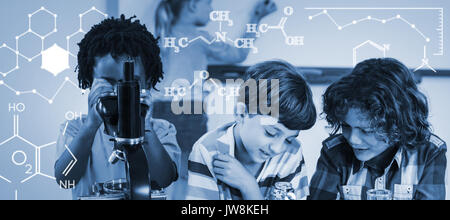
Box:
[95, 60, 152, 200]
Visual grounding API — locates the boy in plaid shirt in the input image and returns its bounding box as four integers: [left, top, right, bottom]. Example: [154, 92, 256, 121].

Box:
[309, 58, 447, 200]
[186, 60, 317, 200]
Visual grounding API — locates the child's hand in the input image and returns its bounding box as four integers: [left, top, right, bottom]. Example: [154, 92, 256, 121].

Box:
[252, 0, 277, 21]
[88, 79, 115, 109]
[212, 153, 256, 190]
[140, 89, 153, 121]
[86, 79, 114, 128]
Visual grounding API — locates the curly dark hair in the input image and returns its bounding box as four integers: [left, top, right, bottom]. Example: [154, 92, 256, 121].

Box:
[76, 15, 163, 90]
[323, 58, 431, 148]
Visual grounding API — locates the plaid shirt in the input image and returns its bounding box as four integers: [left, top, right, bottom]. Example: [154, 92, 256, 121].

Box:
[186, 122, 309, 200]
[308, 134, 447, 200]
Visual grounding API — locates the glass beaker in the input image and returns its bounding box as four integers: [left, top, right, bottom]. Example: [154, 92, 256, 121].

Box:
[366, 189, 392, 200]
[103, 178, 129, 195]
[267, 182, 296, 200]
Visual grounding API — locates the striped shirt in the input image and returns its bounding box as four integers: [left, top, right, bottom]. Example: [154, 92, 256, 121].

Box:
[186, 122, 309, 200]
[308, 134, 447, 200]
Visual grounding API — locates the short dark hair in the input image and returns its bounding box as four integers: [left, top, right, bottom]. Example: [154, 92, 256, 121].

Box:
[238, 60, 317, 131]
[323, 58, 431, 148]
[76, 15, 163, 90]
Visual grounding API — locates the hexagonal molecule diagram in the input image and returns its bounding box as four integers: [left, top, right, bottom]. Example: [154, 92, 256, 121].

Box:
[0, 6, 107, 79]
[17, 7, 58, 69]
[0, 103, 56, 196]
[41, 44, 70, 76]
[66, 7, 108, 58]
[0, 43, 18, 77]
[29, 7, 57, 37]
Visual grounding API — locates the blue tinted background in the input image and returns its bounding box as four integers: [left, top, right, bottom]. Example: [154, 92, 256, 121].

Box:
[0, 0, 449, 200]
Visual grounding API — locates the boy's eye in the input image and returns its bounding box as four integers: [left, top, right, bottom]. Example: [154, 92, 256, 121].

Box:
[361, 129, 375, 135]
[341, 123, 350, 129]
[341, 123, 351, 131]
[265, 129, 276, 137]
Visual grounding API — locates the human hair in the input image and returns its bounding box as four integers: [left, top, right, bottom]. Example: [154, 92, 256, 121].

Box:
[238, 60, 317, 131]
[155, 0, 193, 54]
[323, 58, 431, 148]
[77, 15, 163, 90]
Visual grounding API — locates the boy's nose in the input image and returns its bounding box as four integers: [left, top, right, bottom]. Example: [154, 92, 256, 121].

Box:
[268, 141, 285, 156]
[349, 129, 362, 145]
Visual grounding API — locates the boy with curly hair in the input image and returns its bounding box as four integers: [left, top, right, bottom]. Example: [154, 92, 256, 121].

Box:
[309, 58, 447, 200]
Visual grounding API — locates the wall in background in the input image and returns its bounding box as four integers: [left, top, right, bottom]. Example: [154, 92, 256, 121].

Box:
[0, 0, 448, 199]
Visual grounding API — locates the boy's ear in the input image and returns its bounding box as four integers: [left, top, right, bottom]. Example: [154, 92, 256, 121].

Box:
[234, 102, 248, 122]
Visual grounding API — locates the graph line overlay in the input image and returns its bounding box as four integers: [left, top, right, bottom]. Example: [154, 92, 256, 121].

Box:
[306, 7, 444, 56]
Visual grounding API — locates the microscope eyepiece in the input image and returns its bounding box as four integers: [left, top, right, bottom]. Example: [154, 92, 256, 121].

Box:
[124, 61, 135, 81]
